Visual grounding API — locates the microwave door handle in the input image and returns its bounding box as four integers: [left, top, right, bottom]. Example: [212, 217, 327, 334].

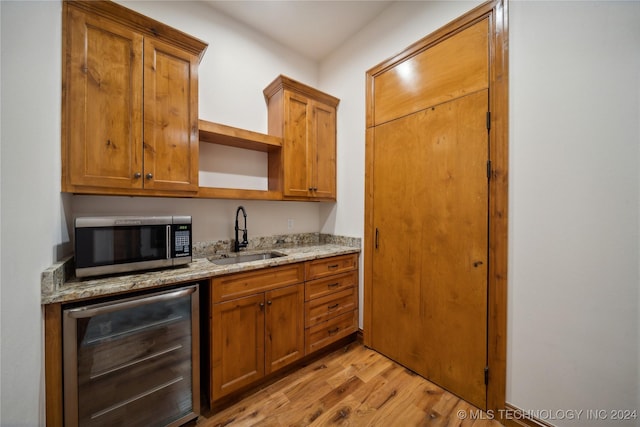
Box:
[166, 225, 171, 259]
[66, 287, 197, 319]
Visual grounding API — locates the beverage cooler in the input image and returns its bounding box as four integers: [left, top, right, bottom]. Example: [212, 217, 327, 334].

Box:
[62, 283, 200, 427]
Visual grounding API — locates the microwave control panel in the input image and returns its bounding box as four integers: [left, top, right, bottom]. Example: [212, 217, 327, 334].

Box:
[173, 224, 192, 258]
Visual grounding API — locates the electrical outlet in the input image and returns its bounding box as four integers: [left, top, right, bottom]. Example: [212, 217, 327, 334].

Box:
[287, 219, 294, 230]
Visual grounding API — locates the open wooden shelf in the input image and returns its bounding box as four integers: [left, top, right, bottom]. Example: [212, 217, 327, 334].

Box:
[199, 119, 282, 152]
[198, 119, 283, 200]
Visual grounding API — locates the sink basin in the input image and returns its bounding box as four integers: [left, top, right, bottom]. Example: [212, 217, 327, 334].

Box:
[209, 252, 286, 265]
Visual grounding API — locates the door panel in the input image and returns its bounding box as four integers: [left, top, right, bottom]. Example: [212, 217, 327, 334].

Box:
[283, 92, 311, 197]
[212, 294, 265, 398]
[143, 38, 199, 191]
[312, 101, 337, 199]
[67, 8, 143, 189]
[371, 89, 488, 408]
[373, 18, 489, 126]
[265, 284, 304, 374]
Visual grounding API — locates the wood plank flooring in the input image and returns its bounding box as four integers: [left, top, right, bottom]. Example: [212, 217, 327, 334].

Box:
[197, 343, 502, 427]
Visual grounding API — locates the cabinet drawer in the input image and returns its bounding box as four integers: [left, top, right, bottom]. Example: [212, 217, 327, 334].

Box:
[305, 271, 357, 301]
[212, 264, 304, 303]
[305, 254, 358, 280]
[305, 287, 356, 326]
[305, 311, 357, 355]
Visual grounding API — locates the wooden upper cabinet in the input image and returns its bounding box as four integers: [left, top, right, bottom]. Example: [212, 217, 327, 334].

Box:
[61, 0, 207, 196]
[65, 7, 144, 190]
[143, 38, 199, 192]
[264, 75, 339, 201]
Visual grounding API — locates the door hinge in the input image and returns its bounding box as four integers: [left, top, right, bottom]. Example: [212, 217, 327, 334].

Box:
[484, 366, 489, 385]
[486, 111, 491, 130]
[486, 160, 492, 179]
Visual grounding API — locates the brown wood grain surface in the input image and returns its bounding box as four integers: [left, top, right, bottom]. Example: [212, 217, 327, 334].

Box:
[371, 19, 489, 126]
[371, 89, 489, 409]
[265, 284, 305, 374]
[365, 0, 509, 413]
[198, 343, 502, 427]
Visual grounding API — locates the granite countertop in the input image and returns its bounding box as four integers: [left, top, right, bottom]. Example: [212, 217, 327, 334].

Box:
[41, 234, 360, 305]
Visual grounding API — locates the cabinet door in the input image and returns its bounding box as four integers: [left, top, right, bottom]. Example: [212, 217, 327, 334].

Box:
[143, 38, 199, 192]
[282, 91, 312, 198]
[265, 284, 304, 374]
[211, 294, 265, 399]
[65, 7, 143, 189]
[310, 101, 336, 199]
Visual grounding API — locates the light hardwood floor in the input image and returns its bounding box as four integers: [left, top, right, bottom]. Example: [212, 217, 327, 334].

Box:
[198, 342, 503, 427]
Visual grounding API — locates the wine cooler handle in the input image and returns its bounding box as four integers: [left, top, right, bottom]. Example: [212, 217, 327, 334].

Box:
[66, 286, 197, 319]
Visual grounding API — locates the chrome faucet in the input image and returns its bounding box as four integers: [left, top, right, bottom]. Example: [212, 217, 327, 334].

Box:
[234, 206, 248, 252]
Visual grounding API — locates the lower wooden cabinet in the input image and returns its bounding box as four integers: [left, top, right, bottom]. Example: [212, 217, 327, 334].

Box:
[306, 310, 358, 354]
[211, 293, 265, 398]
[209, 254, 358, 404]
[210, 265, 304, 400]
[304, 254, 359, 354]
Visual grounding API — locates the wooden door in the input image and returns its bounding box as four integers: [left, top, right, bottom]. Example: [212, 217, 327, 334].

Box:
[311, 101, 337, 199]
[211, 293, 265, 399]
[143, 38, 199, 192]
[371, 89, 489, 408]
[282, 91, 312, 198]
[66, 7, 143, 189]
[265, 284, 304, 374]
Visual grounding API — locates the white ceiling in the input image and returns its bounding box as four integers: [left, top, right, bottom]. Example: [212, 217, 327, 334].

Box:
[203, 1, 395, 61]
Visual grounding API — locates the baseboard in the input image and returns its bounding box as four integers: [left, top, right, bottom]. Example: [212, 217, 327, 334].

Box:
[501, 403, 557, 427]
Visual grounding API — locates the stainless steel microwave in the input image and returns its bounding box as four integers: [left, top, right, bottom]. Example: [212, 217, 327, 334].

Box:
[74, 216, 192, 278]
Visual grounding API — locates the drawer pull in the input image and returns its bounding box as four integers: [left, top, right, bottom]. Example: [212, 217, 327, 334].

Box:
[328, 283, 340, 288]
[328, 264, 339, 269]
[328, 327, 340, 335]
[328, 303, 339, 310]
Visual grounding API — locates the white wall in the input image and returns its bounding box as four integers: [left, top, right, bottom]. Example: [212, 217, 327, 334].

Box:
[1, 2, 64, 425]
[507, 2, 640, 424]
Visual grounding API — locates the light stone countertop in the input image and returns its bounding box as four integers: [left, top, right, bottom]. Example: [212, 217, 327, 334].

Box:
[41, 240, 360, 305]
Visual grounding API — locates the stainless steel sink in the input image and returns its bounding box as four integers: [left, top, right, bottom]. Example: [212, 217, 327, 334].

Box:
[208, 252, 286, 265]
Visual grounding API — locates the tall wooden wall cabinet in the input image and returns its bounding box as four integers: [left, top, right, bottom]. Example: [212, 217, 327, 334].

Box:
[264, 75, 340, 201]
[61, 0, 207, 196]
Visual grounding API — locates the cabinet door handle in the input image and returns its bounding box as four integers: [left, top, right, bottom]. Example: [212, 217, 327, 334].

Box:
[145, 173, 153, 180]
[328, 303, 339, 310]
[133, 172, 141, 179]
[259, 302, 265, 309]
[328, 283, 340, 288]
[267, 300, 272, 305]
[375, 228, 379, 249]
